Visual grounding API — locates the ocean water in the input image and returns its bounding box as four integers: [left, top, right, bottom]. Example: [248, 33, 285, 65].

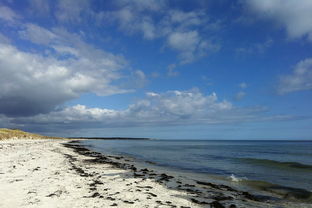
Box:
[81, 139, 312, 192]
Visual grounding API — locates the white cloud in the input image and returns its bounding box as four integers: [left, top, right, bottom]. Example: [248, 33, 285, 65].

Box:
[19, 23, 57, 45]
[10, 88, 301, 131]
[168, 10, 203, 27]
[278, 58, 312, 94]
[166, 30, 219, 64]
[98, 2, 220, 64]
[13, 89, 235, 127]
[21, 24, 130, 71]
[140, 17, 156, 40]
[22, 0, 221, 65]
[243, 0, 312, 41]
[0, 23, 139, 117]
[159, 10, 209, 36]
[103, 8, 156, 38]
[0, 42, 127, 116]
[167, 31, 199, 58]
[19, 24, 127, 71]
[0, 5, 19, 22]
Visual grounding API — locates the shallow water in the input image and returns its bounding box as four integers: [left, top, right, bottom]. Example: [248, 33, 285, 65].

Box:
[81, 139, 312, 192]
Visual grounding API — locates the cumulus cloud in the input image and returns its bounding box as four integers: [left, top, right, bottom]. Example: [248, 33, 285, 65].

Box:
[0, 23, 137, 117]
[8, 88, 300, 132]
[0, 4, 149, 119]
[0, 43, 125, 116]
[11, 89, 234, 128]
[167, 31, 219, 64]
[278, 58, 312, 94]
[243, 0, 312, 41]
[127, 89, 232, 122]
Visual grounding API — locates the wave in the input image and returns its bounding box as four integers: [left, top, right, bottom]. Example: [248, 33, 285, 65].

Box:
[239, 158, 312, 171]
[242, 180, 312, 202]
[223, 173, 312, 202]
[228, 174, 247, 182]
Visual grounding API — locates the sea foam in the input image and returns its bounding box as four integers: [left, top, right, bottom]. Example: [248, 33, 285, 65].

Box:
[229, 174, 244, 182]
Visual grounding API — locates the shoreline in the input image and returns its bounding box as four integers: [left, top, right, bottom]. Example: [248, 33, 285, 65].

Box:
[77, 139, 312, 201]
[0, 139, 310, 208]
[63, 140, 265, 208]
[66, 140, 312, 207]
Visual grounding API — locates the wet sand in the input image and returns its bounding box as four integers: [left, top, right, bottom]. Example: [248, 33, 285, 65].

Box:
[0, 139, 310, 208]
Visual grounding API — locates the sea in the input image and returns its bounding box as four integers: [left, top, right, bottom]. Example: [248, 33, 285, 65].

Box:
[81, 139, 312, 195]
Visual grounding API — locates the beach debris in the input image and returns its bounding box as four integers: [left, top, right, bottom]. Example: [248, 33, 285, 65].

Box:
[46, 190, 63, 198]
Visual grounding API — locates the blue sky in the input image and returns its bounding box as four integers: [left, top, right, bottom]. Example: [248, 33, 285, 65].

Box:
[0, 0, 311, 139]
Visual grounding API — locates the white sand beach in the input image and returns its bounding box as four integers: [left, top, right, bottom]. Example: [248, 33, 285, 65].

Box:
[0, 139, 198, 208]
[0, 139, 310, 208]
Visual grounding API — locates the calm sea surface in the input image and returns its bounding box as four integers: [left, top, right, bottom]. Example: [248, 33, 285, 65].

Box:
[81, 140, 312, 191]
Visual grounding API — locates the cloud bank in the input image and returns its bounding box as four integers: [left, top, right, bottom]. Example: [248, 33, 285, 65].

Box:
[12, 89, 232, 126]
[4, 88, 298, 133]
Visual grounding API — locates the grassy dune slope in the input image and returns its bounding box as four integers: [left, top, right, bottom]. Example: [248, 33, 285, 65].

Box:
[0, 128, 63, 140]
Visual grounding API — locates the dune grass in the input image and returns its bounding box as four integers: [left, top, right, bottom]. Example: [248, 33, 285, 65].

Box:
[0, 128, 63, 140]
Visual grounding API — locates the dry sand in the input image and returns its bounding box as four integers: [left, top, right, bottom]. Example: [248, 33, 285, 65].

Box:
[0, 139, 309, 208]
[0, 139, 205, 208]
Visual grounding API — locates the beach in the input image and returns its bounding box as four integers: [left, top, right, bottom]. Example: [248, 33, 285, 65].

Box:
[0, 139, 310, 208]
[1, 1, 312, 207]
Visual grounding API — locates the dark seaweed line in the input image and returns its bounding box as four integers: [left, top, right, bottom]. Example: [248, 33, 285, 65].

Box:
[61, 140, 278, 208]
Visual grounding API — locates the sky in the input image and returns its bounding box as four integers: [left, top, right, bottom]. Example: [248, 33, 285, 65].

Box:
[0, 0, 312, 139]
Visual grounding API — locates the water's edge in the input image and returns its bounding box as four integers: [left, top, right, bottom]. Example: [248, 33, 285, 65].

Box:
[69, 140, 312, 206]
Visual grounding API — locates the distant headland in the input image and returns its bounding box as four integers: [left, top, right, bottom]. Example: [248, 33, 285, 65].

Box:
[70, 137, 152, 140]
